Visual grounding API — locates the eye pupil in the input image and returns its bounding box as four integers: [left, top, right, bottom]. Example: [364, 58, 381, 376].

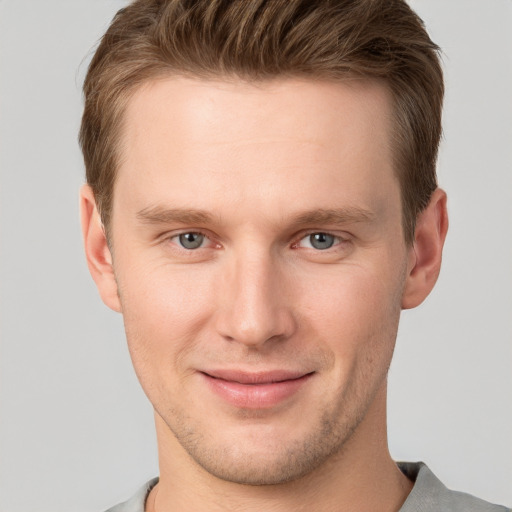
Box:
[179, 232, 204, 249]
[310, 233, 335, 250]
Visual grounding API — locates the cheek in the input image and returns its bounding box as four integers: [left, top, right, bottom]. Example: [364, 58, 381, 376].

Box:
[297, 262, 404, 358]
[115, 260, 218, 385]
[119, 258, 216, 328]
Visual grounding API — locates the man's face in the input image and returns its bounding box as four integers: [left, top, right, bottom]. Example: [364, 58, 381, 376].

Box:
[108, 77, 411, 484]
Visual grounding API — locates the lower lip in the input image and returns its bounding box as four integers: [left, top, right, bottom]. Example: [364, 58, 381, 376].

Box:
[201, 373, 313, 409]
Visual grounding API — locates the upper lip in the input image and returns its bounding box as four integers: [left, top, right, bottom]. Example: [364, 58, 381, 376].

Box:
[201, 369, 313, 384]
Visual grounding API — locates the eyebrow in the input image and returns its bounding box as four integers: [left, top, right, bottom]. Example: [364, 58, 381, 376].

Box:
[136, 206, 215, 225]
[290, 207, 375, 226]
[136, 205, 375, 227]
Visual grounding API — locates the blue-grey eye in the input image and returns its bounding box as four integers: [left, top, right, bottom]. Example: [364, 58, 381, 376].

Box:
[309, 233, 335, 250]
[178, 232, 205, 249]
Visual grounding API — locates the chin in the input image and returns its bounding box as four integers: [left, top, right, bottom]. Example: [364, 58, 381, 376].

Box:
[165, 404, 362, 486]
[190, 442, 330, 486]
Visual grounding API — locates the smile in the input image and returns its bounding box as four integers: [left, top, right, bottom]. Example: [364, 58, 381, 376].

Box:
[200, 370, 314, 409]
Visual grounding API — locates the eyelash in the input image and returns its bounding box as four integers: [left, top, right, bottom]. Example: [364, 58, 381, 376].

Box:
[168, 231, 218, 250]
[292, 232, 348, 251]
[165, 230, 349, 252]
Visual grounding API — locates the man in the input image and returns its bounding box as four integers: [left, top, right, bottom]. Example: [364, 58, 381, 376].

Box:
[78, 1, 509, 511]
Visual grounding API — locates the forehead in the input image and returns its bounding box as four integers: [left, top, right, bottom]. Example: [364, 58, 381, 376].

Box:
[115, 76, 398, 225]
[121, 75, 393, 152]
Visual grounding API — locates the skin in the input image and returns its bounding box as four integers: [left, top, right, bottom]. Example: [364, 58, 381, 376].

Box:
[81, 77, 448, 511]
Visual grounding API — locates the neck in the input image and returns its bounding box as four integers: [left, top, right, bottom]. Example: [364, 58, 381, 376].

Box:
[149, 384, 412, 512]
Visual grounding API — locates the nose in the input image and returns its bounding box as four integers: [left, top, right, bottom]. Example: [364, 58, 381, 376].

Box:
[214, 249, 296, 348]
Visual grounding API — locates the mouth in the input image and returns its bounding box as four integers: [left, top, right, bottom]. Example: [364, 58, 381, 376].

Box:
[199, 369, 314, 409]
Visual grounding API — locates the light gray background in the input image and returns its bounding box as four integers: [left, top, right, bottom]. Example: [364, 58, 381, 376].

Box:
[1, 1, 511, 510]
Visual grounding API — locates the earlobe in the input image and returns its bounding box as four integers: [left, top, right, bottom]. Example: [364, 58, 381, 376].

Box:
[80, 185, 122, 312]
[401, 188, 449, 310]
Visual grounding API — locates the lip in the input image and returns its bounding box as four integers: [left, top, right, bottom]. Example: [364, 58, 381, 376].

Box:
[199, 369, 314, 409]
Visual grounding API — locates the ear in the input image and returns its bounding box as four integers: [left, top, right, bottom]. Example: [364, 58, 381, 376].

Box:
[402, 188, 449, 309]
[80, 185, 122, 312]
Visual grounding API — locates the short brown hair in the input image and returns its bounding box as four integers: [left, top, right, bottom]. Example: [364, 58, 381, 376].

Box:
[79, 0, 443, 244]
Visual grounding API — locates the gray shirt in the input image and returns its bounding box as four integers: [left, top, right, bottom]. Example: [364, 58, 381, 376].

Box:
[105, 462, 510, 512]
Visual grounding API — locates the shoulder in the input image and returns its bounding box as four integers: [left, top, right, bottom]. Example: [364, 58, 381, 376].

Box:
[398, 462, 510, 512]
[104, 478, 159, 512]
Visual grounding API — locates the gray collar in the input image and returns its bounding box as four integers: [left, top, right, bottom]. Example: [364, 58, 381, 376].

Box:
[105, 462, 509, 512]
